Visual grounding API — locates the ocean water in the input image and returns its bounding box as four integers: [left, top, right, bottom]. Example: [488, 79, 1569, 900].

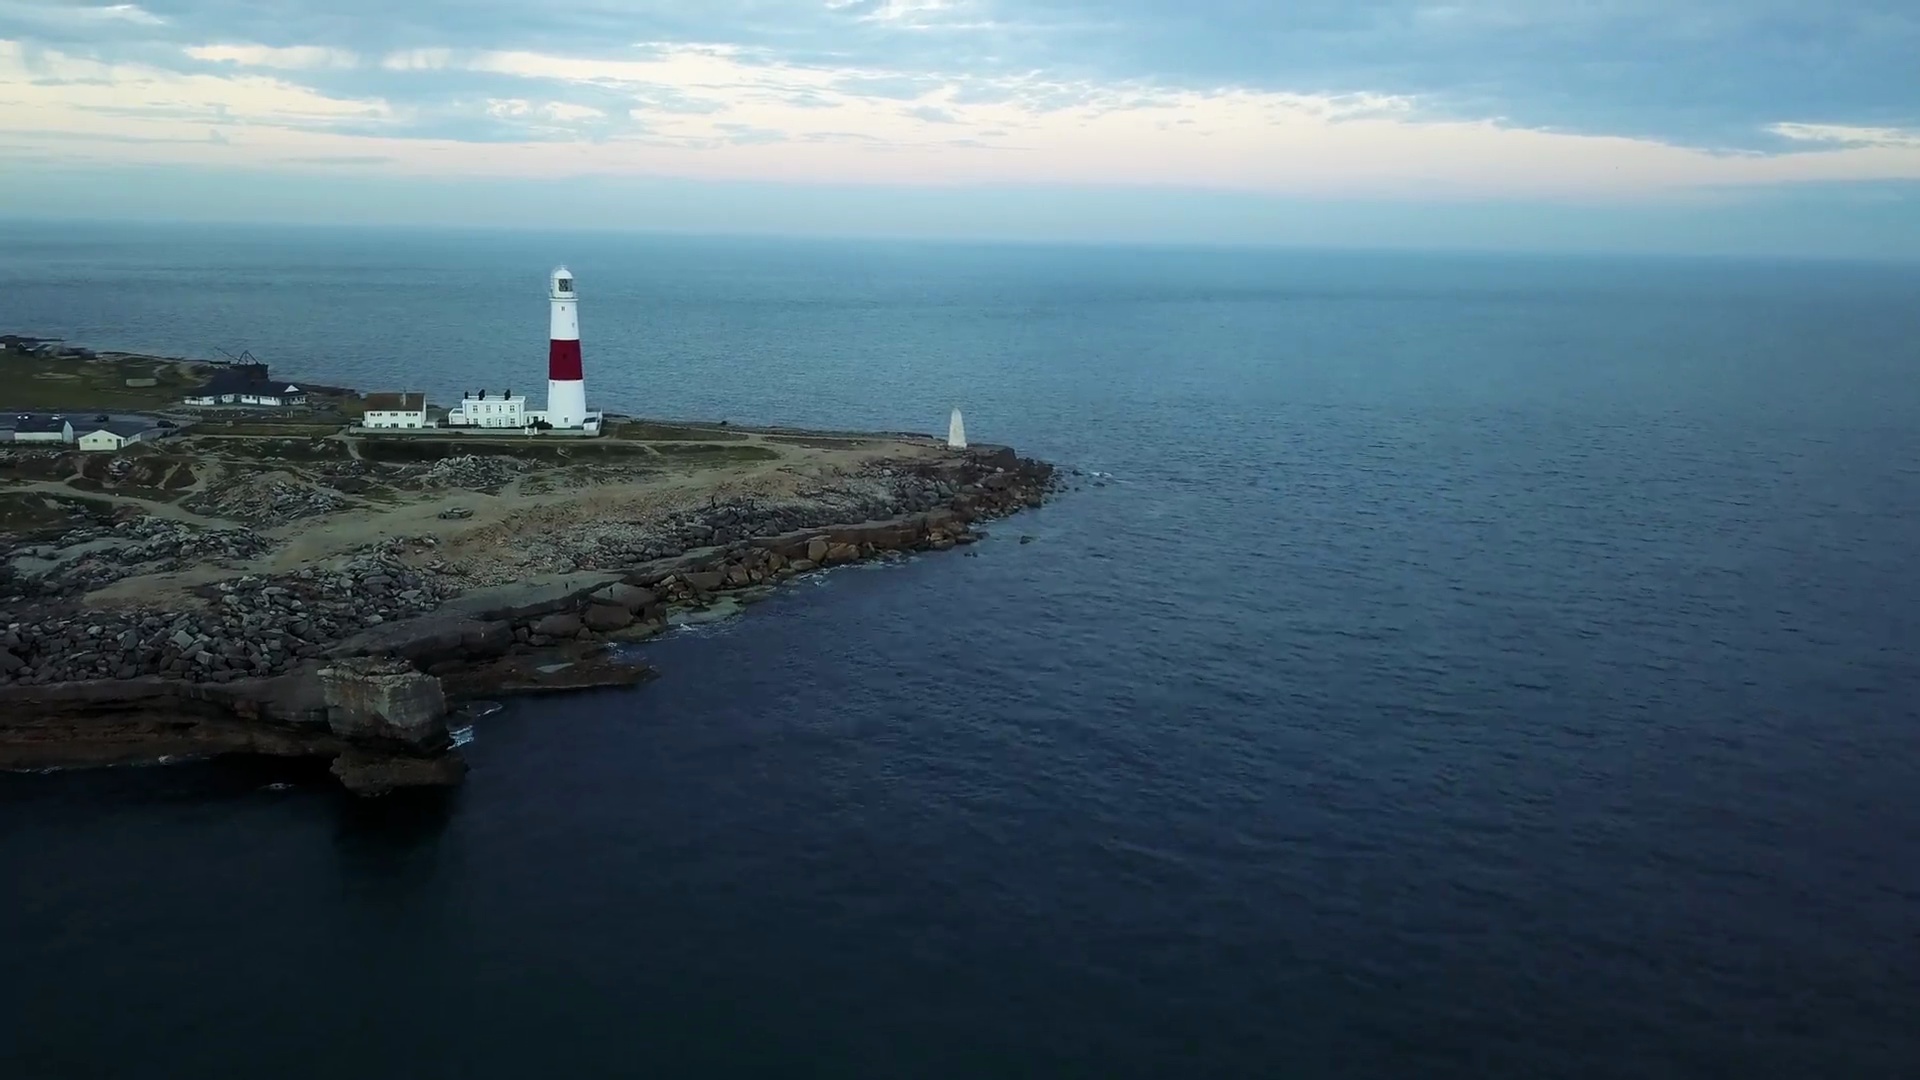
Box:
[2, 222, 1919, 1078]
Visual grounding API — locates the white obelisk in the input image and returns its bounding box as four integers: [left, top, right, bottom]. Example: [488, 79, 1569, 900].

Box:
[947, 407, 967, 450]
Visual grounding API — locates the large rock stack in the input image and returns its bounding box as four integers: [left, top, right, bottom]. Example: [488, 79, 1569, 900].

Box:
[317, 655, 465, 796]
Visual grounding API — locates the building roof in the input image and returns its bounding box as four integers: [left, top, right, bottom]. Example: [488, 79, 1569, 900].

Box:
[80, 420, 162, 439]
[192, 371, 254, 396]
[190, 371, 303, 398]
[10, 414, 71, 434]
[364, 392, 425, 412]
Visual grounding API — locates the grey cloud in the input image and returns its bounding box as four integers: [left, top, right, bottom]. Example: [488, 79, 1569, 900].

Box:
[6, 0, 1915, 150]
[906, 104, 956, 123]
[280, 154, 391, 164]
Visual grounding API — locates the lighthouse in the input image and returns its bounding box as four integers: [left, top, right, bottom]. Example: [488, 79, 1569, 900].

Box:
[546, 265, 588, 429]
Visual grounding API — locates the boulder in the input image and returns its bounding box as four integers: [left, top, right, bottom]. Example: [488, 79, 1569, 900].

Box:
[824, 543, 859, 565]
[806, 538, 830, 563]
[330, 615, 512, 665]
[331, 748, 467, 797]
[724, 564, 751, 586]
[789, 559, 818, 573]
[583, 603, 634, 632]
[592, 582, 658, 613]
[0, 650, 20, 675]
[317, 657, 449, 746]
[530, 612, 583, 639]
[683, 570, 726, 593]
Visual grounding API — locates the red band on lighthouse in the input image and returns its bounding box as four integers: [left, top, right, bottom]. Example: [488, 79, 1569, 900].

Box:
[548, 339, 583, 381]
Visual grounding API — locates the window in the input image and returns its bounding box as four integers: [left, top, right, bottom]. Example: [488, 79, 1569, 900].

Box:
[557, 279, 572, 293]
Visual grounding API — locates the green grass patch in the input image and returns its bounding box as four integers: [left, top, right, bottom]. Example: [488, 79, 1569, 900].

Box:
[607, 420, 749, 442]
[763, 434, 875, 450]
[357, 437, 661, 465]
[193, 436, 351, 463]
[0, 491, 121, 537]
[649, 442, 780, 465]
[0, 354, 204, 411]
[191, 420, 342, 437]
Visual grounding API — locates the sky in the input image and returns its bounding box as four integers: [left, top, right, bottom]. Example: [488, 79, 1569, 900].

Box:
[1, 0, 1918, 255]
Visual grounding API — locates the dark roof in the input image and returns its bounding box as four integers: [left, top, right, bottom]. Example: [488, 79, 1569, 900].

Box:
[192, 372, 303, 397]
[193, 371, 252, 396]
[9, 414, 71, 434]
[363, 392, 424, 412]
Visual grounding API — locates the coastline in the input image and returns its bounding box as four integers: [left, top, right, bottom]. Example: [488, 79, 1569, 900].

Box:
[2, 409, 1060, 793]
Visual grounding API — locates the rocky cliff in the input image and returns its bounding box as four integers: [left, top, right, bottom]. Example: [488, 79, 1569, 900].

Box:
[0, 445, 1058, 793]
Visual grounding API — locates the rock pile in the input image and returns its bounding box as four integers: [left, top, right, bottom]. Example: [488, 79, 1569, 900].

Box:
[473, 455, 1038, 581]
[422, 455, 526, 491]
[0, 551, 459, 687]
[183, 477, 355, 526]
[3, 517, 271, 599]
[0, 446, 1058, 689]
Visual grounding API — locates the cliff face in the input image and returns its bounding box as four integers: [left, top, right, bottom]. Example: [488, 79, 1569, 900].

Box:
[0, 659, 467, 796]
[319, 657, 450, 746]
[0, 444, 1058, 794]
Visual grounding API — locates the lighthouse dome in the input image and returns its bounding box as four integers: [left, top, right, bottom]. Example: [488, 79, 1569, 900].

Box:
[549, 266, 575, 299]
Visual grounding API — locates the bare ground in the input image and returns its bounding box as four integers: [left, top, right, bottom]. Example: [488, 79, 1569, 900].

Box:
[12, 427, 950, 609]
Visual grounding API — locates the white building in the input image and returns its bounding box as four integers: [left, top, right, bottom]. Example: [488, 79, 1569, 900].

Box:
[9, 415, 73, 443]
[446, 389, 529, 429]
[243, 384, 306, 406]
[77, 420, 162, 452]
[184, 368, 307, 407]
[361, 392, 429, 430]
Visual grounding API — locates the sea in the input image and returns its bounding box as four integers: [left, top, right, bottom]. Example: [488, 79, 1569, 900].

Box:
[2, 221, 1918, 1079]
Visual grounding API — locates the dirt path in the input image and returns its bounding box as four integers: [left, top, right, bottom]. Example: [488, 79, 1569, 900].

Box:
[6, 480, 239, 528]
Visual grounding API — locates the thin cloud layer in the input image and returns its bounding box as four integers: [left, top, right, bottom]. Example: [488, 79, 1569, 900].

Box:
[1, 0, 1917, 200]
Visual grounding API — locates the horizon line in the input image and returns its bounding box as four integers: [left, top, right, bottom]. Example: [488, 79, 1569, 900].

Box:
[4, 214, 1918, 268]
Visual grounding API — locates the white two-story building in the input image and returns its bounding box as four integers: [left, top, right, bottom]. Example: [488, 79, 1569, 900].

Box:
[361, 392, 429, 429]
[445, 389, 528, 429]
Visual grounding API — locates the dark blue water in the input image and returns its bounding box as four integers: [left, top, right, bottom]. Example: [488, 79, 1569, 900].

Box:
[4, 223, 1919, 1078]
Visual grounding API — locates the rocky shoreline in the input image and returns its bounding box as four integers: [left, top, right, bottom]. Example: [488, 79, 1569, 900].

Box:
[0, 445, 1059, 794]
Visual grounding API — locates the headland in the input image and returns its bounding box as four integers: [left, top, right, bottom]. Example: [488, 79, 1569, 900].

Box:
[0, 340, 1059, 794]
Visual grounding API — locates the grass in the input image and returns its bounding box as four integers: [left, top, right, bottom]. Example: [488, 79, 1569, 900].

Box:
[763, 434, 875, 450]
[607, 420, 749, 442]
[0, 354, 205, 412]
[193, 436, 352, 463]
[358, 437, 663, 465]
[191, 420, 343, 437]
[649, 443, 780, 465]
[0, 491, 122, 537]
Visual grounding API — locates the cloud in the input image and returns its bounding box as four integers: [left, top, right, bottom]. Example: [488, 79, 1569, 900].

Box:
[187, 42, 356, 69]
[279, 153, 389, 164]
[1770, 122, 1920, 149]
[0, 1, 164, 28]
[0, 0, 1917, 208]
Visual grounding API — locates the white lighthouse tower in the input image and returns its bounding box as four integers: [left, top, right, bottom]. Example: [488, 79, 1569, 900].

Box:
[546, 265, 588, 429]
